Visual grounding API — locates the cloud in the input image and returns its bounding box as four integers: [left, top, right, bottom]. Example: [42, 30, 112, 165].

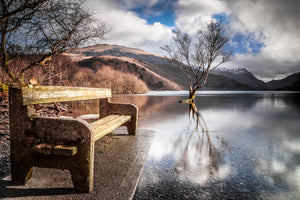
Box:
[175, 0, 228, 34]
[85, 0, 173, 55]
[228, 54, 300, 81]
[173, 0, 300, 79]
[226, 0, 300, 79]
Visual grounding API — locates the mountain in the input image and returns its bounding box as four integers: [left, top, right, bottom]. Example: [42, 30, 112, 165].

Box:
[66, 44, 268, 91]
[68, 44, 186, 90]
[212, 68, 268, 89]
[267, 72, 300, 91]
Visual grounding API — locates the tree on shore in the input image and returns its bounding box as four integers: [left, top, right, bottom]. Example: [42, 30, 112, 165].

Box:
[162, 21, 232, 100]
[0, 0, 109, 85]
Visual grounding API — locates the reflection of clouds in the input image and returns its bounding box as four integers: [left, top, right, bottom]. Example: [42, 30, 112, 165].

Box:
[173, 129, 231, 185]
[146, 114, 189, 160]
[216, 97, 300, 199]
[272, 160, 287, 173]
[185, 96, 300, 196]
[171, 103, 230, 185]
[147, 137, 173, 160]
[144, 102, 232, 185]
[255, 134, 300, 197]
[284, 140, 300, 153]
[136, 93, 300, 198]
[290, 167, 300, 191]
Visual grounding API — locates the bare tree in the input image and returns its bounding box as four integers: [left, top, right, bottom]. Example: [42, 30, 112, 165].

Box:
[0, 0, 109, 84]
[162, 21, 232, 99]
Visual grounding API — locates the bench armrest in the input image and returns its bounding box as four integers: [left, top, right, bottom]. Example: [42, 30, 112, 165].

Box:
[29, 116, 94, 145]
[100, 99, 138, 135]
[110, 103, 137, 117]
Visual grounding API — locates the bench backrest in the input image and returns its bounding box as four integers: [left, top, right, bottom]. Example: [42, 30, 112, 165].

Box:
[20, 86, 112, 105]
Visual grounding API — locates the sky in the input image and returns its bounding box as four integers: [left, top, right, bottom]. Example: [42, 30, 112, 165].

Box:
[85, 0, 300, 81]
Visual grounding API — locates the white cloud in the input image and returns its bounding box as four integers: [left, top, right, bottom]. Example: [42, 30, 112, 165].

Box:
[85, 0, 173, 55]
[174, 0, 300, 79]
[226, 0, 300, 79]
[175, 0, 228, 34]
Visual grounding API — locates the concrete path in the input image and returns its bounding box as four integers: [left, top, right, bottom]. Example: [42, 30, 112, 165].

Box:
[0, 130, 154, 200]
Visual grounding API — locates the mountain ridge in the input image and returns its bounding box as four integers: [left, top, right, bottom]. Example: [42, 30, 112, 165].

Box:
[66, 44, 299, 91]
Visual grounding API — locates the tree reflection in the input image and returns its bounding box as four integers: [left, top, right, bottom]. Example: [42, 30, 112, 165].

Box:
[173, 102, 225, 184]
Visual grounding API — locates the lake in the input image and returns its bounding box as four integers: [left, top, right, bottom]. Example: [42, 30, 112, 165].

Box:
[72, 91, 300, 199]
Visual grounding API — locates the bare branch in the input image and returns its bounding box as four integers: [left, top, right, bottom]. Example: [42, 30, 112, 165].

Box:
[1, 0, 109, 84]
[162, 20, 232, 98]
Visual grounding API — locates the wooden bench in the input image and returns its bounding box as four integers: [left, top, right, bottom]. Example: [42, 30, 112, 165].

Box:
[9, 86, 138, 193]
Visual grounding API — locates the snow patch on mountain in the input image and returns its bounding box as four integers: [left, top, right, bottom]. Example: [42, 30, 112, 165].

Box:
[215, 67, 249, 74]
[213, 67, 268, 89]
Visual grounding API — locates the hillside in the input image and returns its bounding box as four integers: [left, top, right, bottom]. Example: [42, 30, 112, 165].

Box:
[66, 44, 270, 91]
[267, 72, 300, 91]
[67, 44, 187, 90]
[212, 68, 268, 89]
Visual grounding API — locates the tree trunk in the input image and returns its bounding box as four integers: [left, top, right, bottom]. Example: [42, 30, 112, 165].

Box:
[188, 80, 197, 100]
[189, 90, 196, 100]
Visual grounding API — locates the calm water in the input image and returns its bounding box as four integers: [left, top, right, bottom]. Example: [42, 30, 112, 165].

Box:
[72, 91, 300, 199]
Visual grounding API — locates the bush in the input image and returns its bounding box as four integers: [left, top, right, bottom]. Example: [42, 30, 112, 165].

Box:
[70, 65, 148, 94]
[86, 66, 148, 94]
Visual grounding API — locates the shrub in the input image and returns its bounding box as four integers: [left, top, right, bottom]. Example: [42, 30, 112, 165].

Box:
[94, 66, 148, 94]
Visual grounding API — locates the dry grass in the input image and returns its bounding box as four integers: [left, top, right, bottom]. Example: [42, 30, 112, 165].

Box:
[72, 65, 148, 94]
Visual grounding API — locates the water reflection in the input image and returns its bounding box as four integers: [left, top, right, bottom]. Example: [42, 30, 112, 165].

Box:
[172, 102, 227, 185]
[134, 92, 300, 199]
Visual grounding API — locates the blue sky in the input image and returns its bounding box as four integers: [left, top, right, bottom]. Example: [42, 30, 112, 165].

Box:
[131, 0, 176, 27]
[86, 0, 300, 81]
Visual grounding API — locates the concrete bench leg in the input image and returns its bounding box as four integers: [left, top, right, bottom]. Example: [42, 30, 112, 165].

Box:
[70, 167, 92, 193]
[69, 145, 94, 193]
[9, 87, 34, 185]
[11, 148, 33, 185]
[127, 121, 137, 136]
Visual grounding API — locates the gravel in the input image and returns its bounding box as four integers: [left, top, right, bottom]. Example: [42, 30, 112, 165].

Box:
[0, 100, 10, 179]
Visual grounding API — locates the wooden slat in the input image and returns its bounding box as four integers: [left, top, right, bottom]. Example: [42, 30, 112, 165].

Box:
[33, 144, 78, 156]
[22, 86, 111, 105]
[33, 143, 52, 154]
[91, 115, 122, 128]
[53, 145, 78, 156]
[93, 115, 131, 141]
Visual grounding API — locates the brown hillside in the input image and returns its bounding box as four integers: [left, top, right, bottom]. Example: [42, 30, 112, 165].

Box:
[78, 56, 181, 91]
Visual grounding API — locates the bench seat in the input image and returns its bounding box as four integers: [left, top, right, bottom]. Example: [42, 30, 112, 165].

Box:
[91, 114, 131, 141]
